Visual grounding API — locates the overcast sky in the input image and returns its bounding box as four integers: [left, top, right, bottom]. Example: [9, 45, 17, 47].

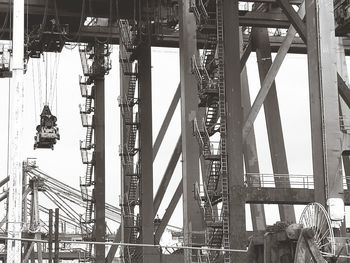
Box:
[0, 44, 349, 234]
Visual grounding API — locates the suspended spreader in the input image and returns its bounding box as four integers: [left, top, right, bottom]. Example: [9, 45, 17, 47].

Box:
[34, 105, 60, 150]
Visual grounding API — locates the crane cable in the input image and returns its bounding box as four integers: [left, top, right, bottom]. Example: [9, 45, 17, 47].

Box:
[31, 59, 37, 123]
[48, 52, 60, 115]
[63, 0, 86, 49]
[31, 52, 60, 118]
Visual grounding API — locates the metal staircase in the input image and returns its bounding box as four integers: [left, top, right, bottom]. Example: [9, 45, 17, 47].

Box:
[78, 41, 111, 261]
[79, 44, 94, 77]
[119, 18, 142, 262]
[191, 0, 230, 262]
[216, 1, 230, 261]
[79, 76, 96, 233]
[206, 160, 221, 196]
[190, 0, 210, 26]
[79, 43, 112, 82]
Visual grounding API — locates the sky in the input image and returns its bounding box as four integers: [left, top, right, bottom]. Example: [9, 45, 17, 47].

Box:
[0, 43, 349, 237]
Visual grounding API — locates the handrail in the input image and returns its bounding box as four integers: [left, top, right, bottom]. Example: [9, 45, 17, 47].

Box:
[191, 54, 203, 86]
[191, 3, 201, 25]
[202, 182, 214, 221]
[245, 173, 314, 189]
[119, 45, 132, 74]
[194, 118, 205, 148]
[198, 0, 209, 20]
[202, 118, 211, 146]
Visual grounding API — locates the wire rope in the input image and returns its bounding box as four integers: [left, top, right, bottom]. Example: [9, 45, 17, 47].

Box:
[54, 52, 60, 116]
[62, 0, 86, 49]
[45, 53, 48, 105]
[0, 235, 248, 253]
[41, 0, 49, 30]
[31, 60, 37, 122]
[6, 78, 10, 177]
[37, 59, 43, 109]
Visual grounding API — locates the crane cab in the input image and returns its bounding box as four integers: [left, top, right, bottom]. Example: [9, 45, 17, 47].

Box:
[34, 105, 60, 150]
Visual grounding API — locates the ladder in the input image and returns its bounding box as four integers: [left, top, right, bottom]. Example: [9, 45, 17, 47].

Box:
[216, 0, 230, 262]
[119, 19, 142, 259]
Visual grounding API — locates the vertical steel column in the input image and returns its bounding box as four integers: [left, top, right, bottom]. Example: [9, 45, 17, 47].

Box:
[6, 0, 24, 259]
[94, 42, 106, 262]
[22, 166, 27, 229]
[33, 180, 42, 263]
[241, 66, 266, 231]
[54, 208, 59, 263]
[240, 30, 266, 231]
[223, 0, 246, 259]
[179, 1, 202, 262]
[306, 0, 343, 205]
[138, 24, 157, 262]
[336, 38, 350, 184]
[253, 27, 295, 223]
[48, 209, 53, 263]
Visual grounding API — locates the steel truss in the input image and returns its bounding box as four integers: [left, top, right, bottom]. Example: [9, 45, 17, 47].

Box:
[115, 0, 350, 263]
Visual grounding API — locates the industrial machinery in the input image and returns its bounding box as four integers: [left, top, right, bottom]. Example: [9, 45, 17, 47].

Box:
[247, 203, 348, 263]
[34, 105, 60, 150]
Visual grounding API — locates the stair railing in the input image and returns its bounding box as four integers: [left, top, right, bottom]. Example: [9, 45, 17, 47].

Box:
[197, 0, 209, 22]
[202, 182, 214, 222]
[190, 0, 202, 25]
[119, 45, 132, 74]
[194, 118, 205, 150]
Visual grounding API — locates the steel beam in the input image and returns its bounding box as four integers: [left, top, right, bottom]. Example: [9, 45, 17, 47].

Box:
[338, 74, 350, 108]
[276, 0, 307, 42]
[245, 188, 314, 205]
[223, 0, 246, 259]
[153, 85, 180, 161]
[240, 27, 266, 232]
[253, 26, 295, 222]
[105, 227, 121, 263]
[94, 42, 106, 262]
[239, 12, 290, 28]
[48, 209, 53, 263]
[336, 38, 350, 188]
[242, 3, 305, 141]
[154, 179, 182, 244]
[306, 0, 343, 205]
[23, 242, 35, 263]
[247, 188, 350, 205]
[0, 177, 9, 188]
[6, 0, 24, 259]
[153, 136, 181, 216]
[138, 17, 157, 263]
[240, 36, 252, 72]
[241, 59, 266, 231]
[179, 0, 203, 262]
[54, 209, 59, 263]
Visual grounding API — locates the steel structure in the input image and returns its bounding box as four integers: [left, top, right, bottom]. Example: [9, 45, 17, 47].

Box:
[3, 0, 350, 262]
[0, 160, 122, 261]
